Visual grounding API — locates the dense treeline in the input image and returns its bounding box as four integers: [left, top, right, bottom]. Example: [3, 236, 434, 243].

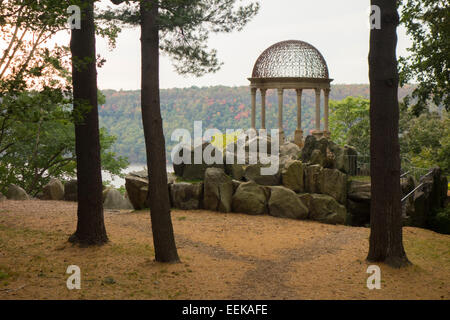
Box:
[100, 84, 415, 163]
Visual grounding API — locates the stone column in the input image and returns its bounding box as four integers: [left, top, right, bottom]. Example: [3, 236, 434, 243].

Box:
[323, 88, 331, 138]
[260, 89, 267, 130]
[312, 88, 323, 138]
[277, 88, 285, 142]
[251, 88, 257, 129]
[294, 89, 304, 147]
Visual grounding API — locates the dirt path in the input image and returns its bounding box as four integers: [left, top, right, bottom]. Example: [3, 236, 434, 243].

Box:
[0, 200, 448, 300]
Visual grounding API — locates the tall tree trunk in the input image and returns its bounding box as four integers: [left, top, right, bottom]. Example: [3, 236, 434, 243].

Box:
[367, 0, 409, 267]
[140, 0, 179, 263]
[69, 0, 108, 245]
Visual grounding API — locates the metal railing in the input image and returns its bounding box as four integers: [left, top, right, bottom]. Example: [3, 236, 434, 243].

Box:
[401, 170, 433, 203]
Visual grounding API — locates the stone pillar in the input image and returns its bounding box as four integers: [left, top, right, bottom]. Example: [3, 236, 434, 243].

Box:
[251, 88, 257, 129]
[260, 89, 267, 130]
[323, 88, 330, 138]
[312, 88, 323, 138]
[277, 88, 285, 143]
[294, 89, 304, 147]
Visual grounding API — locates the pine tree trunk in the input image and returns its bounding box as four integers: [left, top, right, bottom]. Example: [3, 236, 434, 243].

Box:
[367, 0, 409, 267]
[69, 0, 108, 246]
[140, 0, 179, 263]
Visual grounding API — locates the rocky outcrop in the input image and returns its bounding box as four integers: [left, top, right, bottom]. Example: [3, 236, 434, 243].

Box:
[279, 142, 301, 159]
[6, 184, 29, 200]
[64, 180, 78, 202]
[125, 174, 149, 210]
[173, 142, 224, 180]
[346, 199, 370, 226]
[320, 168, 347, 204]
[304, 165, 322, 193]
[268, 186, 308, 220]
[307, 193, 347, 225]
[232, 181, 268, 215]
[170, 182, 203, 210]
[301, 135, 357, 174]
[203, 168, 233, 213]
[404, 168, 448, 229]
[346, 180, 371, 226]
[103, 188, 134, 210]
[42, 178, 64, 201]
[244, 163, 281, 186]
[348, 180, 371, 201]
[281, 160, 305, 193]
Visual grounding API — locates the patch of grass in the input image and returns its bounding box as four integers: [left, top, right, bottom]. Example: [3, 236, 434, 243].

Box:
[349, 176, 371, 182]
[405, 237, 450, 264]
[177, 216, 187, 221]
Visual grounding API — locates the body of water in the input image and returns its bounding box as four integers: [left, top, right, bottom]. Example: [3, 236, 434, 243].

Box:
[103, 164, 174, 188]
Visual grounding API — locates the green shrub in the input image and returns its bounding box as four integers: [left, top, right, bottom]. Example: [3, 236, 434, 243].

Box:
[429, 206, 450, 235]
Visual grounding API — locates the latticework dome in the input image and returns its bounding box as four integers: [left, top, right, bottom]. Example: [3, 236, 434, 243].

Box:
[252, 40, 329, 79]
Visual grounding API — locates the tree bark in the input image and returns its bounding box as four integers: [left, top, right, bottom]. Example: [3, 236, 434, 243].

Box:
[69, 0, 108, 246]
[367, 0, 409, 267]
[140, 0, 180, 263]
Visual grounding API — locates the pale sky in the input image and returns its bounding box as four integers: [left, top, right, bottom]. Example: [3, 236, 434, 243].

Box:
[61, 0, 413, 90]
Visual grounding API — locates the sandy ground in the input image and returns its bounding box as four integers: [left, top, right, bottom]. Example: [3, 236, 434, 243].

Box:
[0, 200, 448, 300]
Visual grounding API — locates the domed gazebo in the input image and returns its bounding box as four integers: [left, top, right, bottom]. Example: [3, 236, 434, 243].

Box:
[248, 40, 333, 146]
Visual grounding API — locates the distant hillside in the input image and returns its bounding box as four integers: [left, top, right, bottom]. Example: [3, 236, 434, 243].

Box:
[99, 84, 415, 163]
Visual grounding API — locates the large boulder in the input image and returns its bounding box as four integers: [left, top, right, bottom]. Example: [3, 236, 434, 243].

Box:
[281, 160, 305, 193]
[346, 180, 371, 226]
[64, 180, 78, 202]
[103, 188, 134, 210]
[404, 167, 448, 228]
[244, 163, 281, 186]
[304, 165, 322, 193]
[203, 168, 233, 212]
[347, 180, 371, 201]
[232, 181, 268, 215]
[224, 163, 246, 181]
[173, 142, 224, 180]
[308, 193, 347, 225]
[6, 184, 29, 200]
[320, 168, 347, 204]
[279, 142, 301, 159]
[268, 186, 308, 220]
[42, 178, 64, 201]
[170, 182, 203, 210]
[302, 135, 357, 174]
[125, 174, 149, 210]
